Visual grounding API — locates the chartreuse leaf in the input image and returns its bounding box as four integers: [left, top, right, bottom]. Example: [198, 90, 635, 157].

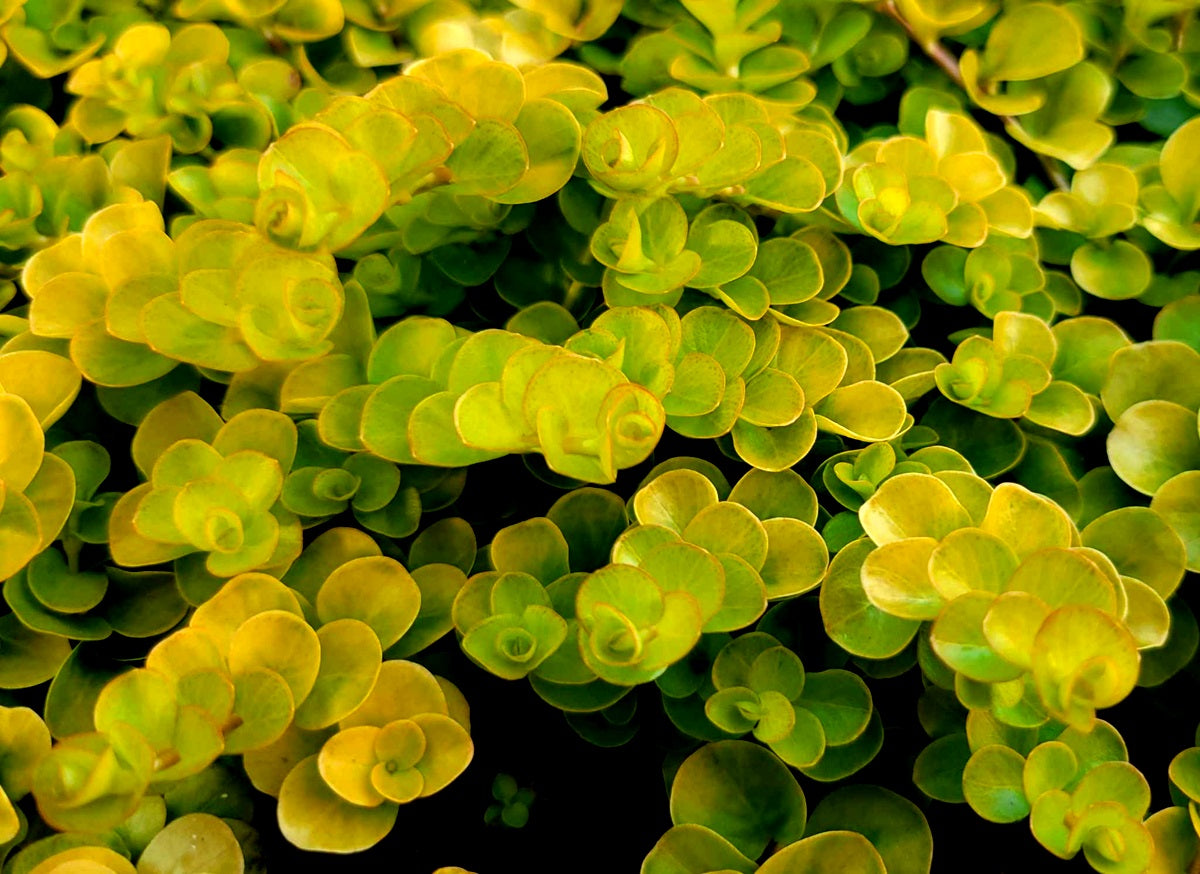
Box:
[804, 785, 933, 874]
[759, 518, 828, 599]
[315, 556, 421, 649]
[293, 620, 382, 731]
[641, 824, 756, 874]
[757, 831, 886, 874]
[859, 473, 973, 546]
[1081, 507, 1185, 598]
[668, 741, 806, 860]
[1145, 807, 1199, 874]
[820, 538, 920, 659]
[1031, 606, 1140, 730]
[633, 470, 719, 534]
[136, 813, 243, 874]
[276, 755, 398, 853]
[963, 745, 1030, 823]
[26, 847, 135, 874]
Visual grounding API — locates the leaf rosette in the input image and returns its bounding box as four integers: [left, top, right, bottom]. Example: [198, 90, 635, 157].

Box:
[276, 660, 472, 853]
[21, 201, 180, 388]
[582, 88, 841, 214]
[934, 311, 1116, 436]
[317, 316, 666, 483]
[703, 632, 874, 772]
[621, 0, 814, 101]
[108, 393, 304, 581]
[922, 237, 1080, 320]
[141, 220, 346, 373]
[957, 723, 1152, 874]
[840, 474, 1176, 729]
[65, 24, 273, 155]
[836, 109, 1032, 248]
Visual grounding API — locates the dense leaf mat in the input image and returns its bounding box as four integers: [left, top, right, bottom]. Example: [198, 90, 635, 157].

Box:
[0, 0, 1198, 870]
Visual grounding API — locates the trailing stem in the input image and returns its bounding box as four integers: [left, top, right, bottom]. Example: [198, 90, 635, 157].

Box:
[877, 0, 1070, 191]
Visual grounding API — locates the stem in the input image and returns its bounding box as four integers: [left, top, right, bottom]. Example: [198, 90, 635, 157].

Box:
[1175, 10, 1193, 52]
[878, 0, 963, 88]
[877, 0, 1069, 191]
[63, 536, 82, 575]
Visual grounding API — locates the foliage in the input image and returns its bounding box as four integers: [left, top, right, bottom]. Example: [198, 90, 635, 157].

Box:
[0, 0, 1196, 870]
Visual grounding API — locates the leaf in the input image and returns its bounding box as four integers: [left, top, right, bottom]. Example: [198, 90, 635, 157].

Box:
[977, 3, 1085, 82]
[1108, 401, 1200, 496]
[759, 518, 828, 599]
[1081, 507, 1186, 598]
[316, 556, 421, 649]
[756, 831, 886, 874]
[634, 470, 719, 534]
[294, 620, 382, 731]
[859, 473, 972, 546]
[914, 733, 972, 802]
[1024, 381, 1096, 436]
[668, 741, 806, 860]
[963, 745, 1031, 823]
[931, 592, 1024, 683]
[687, 214, 758, 290]
[276, 755, 397, 853]
[641, 824, 756, 874]
[980, 482, 1076, 560]
[820, 538, 920, 659]
[491, 518, 570, 584]
[749, 238, 823, 305]
[1071, 240, 1152, 301]
[729, 469, 818, 526]
[804, 785, 933, 874]
[137, 813, 243, 874]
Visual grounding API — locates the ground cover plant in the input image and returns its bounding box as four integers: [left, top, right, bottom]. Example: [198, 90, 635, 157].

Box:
[0, 0, 1199, 871]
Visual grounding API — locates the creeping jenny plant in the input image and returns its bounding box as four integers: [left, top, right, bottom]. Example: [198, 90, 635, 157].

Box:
[0, 0, 1199, 869]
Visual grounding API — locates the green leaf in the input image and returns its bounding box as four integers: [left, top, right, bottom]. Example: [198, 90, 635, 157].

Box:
[1082, 507, 1186, 598]
[1101, 342, 1200, 422]
[804, 785, 933, 874]
[136, 813, 243, 874]
[687, 213, 758, 290]
[820, 538, 920, 659]
[914, 733, 972, 803]
[749, 238, 823, 305]
[1108, 401, 1200, 496]
[641, 824, 756, 874]
[963, 745, 1031, 823]
[668, 740, 806, 859]
[931, 592, 1024, 683]
[490, 518, 570, 584]
[1071, 240, 1153, 301]
[756, 831, 886, 874]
